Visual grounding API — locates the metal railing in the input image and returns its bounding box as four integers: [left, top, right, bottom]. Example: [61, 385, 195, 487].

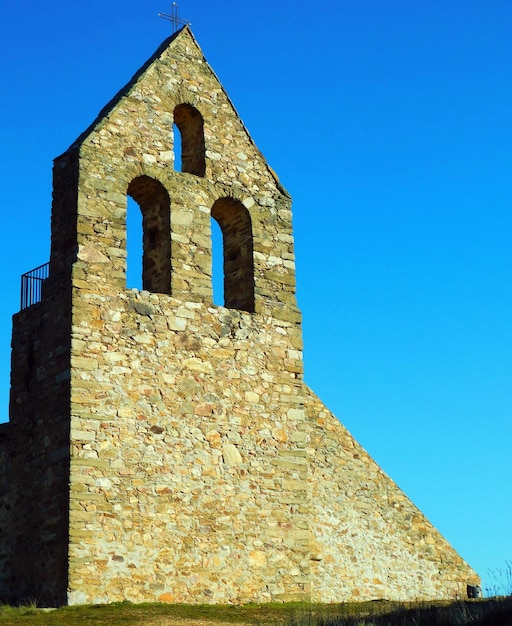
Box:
[20, 262, 49, 310]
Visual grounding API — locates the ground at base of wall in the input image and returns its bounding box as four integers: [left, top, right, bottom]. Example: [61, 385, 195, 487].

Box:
[0, 598, 511, 626]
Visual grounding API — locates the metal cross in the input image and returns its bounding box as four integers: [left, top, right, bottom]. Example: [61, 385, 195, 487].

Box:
[158, 2, 191, 33]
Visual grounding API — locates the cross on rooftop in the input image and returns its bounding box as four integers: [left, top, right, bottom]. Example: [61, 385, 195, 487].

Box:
[158, 2, 191, 33]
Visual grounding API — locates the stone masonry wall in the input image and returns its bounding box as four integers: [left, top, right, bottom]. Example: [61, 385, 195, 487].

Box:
[305, 391, 480, 601]
[4, 25, 479, 605]
[62, 28, 307, 603]
[61, 27, 477, 603]
[63, 27, 300, 324]
[68, 291, 309, 604]
[6, 281, 72, 606]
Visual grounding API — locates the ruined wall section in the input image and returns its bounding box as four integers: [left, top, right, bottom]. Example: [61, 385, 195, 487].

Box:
[305, 390, 479, 602]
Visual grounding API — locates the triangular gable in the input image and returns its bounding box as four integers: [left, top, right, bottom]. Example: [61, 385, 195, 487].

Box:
[62, 26, 284, 191]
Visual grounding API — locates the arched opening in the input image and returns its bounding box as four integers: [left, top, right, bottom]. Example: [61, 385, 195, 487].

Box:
[126, 176, 171, 294]
[211, 198, 255, 313]
[173, 123, 182, 172]
[173, 104, 206, 177]
[210, 216, 223, 306]
[126, 195, 143, 290]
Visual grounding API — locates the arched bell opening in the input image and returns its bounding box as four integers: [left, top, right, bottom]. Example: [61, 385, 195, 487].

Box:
[211, 198, 255, 313]
[126, 176, 171, 295]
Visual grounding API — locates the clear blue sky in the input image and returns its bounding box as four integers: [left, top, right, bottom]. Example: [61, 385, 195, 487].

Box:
[1, 0, 511, 596]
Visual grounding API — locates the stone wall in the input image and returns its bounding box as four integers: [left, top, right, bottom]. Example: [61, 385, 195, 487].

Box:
[58, 28, 308, 603]
[6, 280, 72, 606]
[59, 27, 300, 324]
[305, 391, 478, 601]
[68, 291, 309, 604]
[3, 25, 479, 606]
[66, 288, 478, 604]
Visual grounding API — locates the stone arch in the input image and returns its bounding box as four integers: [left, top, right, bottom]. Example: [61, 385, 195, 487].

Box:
[126, 175, 171, 294]
[173, 104, 206, 177]
[211, 198, 255, 312]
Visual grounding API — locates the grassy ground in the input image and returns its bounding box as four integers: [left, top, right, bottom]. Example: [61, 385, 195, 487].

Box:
[0, 598, 511, 626]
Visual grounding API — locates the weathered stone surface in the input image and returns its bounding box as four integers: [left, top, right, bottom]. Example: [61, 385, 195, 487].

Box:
[0, 26, 478, 608]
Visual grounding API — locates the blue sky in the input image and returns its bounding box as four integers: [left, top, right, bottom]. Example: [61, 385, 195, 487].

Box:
[1, 0, 511, 595]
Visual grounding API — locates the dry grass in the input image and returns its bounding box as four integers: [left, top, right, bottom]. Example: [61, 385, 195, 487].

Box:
[0, 598, 511, 626]
[0, 601, 332, 626]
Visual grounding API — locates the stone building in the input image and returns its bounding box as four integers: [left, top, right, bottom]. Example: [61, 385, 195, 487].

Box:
[0, 26, 479, 606]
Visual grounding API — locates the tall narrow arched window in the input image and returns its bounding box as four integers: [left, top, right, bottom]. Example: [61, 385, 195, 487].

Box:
[173, 123, 182, 172]
[126, 195, 143, 290]
[173, 104, 206, 177]
[211, 198, 255, 313]
[126, 176, 171, 295]
[210, 215, 224, 306]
